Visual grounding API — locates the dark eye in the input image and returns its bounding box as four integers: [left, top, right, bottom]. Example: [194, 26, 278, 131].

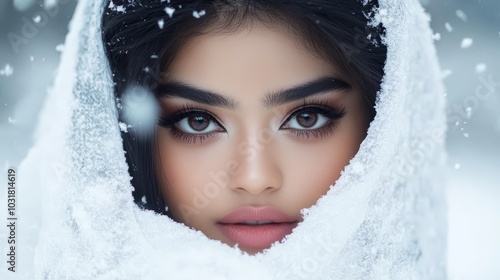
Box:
[175, 113, 222, 134]
[284, 109, 329, 130]
[188, 115, 210, 131]
[296, 112, 319, 128]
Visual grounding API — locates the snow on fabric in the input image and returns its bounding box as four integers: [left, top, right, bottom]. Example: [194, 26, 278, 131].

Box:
[7, 0, 447, 279]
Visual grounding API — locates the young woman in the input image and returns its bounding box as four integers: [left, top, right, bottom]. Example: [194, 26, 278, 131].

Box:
[17, 0, 447, 279]
[102, 0, 386, 255]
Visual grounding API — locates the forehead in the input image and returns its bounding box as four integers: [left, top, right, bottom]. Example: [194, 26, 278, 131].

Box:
[164, 23, 340, 100]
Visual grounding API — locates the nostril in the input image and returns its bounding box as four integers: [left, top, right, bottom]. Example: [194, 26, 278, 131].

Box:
[231, 184, 281, 195]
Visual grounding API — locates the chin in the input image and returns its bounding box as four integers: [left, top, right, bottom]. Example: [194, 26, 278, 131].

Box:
[237, 245, 268, 255]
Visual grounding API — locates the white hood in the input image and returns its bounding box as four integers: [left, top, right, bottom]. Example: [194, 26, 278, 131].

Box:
[10, 0, 447, 279]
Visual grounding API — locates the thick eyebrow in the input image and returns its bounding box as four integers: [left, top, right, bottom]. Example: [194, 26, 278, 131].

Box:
[261, 76, 350, 108]
[156, 76, 349, 110]
[156, 82, 239, 110]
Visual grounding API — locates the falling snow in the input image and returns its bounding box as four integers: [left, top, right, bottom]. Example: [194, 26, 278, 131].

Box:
[0, 64, 13, 76]
[455, 9, 468, 22]
[55, 44, 65, 52]
[475, 64, 487, 73]
[441, 69, 453, 79]
[445, 22, 453, 32]
[465, 107, 473, 118]
[165, 7, 175, 18]
[460, 38, 473, 48]
[33, 15, 42, 23]
[192, 10, 206, 19]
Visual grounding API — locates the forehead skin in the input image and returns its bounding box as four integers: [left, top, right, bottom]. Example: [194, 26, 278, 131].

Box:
[164, 23, 344, 97]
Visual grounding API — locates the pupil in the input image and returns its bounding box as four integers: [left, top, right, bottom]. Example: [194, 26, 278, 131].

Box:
[297, 112, 317, 128]
[189, 116, 209, 131]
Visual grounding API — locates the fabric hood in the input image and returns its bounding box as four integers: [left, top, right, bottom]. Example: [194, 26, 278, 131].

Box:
[10, 0, 447, 279]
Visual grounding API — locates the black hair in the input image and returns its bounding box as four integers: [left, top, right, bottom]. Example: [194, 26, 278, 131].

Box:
[101, 0, 386, 215]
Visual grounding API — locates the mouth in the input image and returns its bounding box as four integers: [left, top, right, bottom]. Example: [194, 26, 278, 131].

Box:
[216, 206, 299, 249]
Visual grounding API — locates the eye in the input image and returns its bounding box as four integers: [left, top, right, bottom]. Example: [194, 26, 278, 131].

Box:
[281, 106, 338, 131]
[157, 110, 225, 144]
[284, 109, 330, 130]
[175, 113, 222, 134]
[279, 104, 346, 140]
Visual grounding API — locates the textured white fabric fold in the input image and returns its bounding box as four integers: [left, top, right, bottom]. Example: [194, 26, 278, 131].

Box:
[11, 0, 447, 279]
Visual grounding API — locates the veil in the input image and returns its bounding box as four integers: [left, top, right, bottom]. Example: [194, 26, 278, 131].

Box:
[10, 0, 447, 279]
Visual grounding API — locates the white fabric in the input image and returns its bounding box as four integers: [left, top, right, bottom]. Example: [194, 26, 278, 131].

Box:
[9, 0, 447, 279]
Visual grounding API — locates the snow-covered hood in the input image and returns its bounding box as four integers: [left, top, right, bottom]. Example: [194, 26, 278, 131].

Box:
[12, 0, 447, 279]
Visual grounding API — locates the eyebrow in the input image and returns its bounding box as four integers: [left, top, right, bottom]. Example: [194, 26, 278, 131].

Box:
[156, 82, 239, 110]
[156, 76, 350, 110]
[262, 77, 350, 108]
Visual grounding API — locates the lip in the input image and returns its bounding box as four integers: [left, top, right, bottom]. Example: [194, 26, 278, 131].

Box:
[216, 206, 298, 249]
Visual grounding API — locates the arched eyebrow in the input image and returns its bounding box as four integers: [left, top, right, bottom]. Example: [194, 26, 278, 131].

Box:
[156, 82, 239, 110]
[156, 76, 350, 110]
[261, 77, 350, 108]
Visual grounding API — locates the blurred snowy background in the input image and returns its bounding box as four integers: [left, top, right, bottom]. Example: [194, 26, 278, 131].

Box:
[0, 0, 499, 278]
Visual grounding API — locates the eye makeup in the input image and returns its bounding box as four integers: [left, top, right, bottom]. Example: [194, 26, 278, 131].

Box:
[157, 99, 346, 144]
[280, 99, 346, 140]
[157, 104, 226, 144]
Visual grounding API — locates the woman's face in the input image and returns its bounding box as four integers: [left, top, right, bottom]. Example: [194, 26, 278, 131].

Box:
[155, 24, 370, 254]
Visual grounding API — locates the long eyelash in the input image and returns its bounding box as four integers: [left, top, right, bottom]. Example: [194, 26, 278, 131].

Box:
[169, 129, 216, 144]
[157, 104, 224, 144]
[282, 100, 346, 139]
[157, 104, 199, 128]
[286, 122, 338, 139]
[283, 99, 346, 123]
[298, 99, 346, 119]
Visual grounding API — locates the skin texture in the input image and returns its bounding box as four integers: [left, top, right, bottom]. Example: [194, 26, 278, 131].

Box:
[155, 23, 370, 254]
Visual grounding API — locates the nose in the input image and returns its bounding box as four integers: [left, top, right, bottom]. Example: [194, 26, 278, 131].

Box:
[230, 137, 283, 195]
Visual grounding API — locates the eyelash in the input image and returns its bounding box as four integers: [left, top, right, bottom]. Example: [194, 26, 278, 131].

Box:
[157, 102, 346, 144]
[157, 104, 225, 144]
[281, 100, 346, 140]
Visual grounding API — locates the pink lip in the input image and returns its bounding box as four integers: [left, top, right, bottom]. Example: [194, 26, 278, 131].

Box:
[217, 206, 298, 249]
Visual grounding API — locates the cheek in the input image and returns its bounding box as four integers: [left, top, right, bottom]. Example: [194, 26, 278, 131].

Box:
[155, 131, 220, 222]
[279, 113, 368, 206]
[279, 142, 350, 206]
